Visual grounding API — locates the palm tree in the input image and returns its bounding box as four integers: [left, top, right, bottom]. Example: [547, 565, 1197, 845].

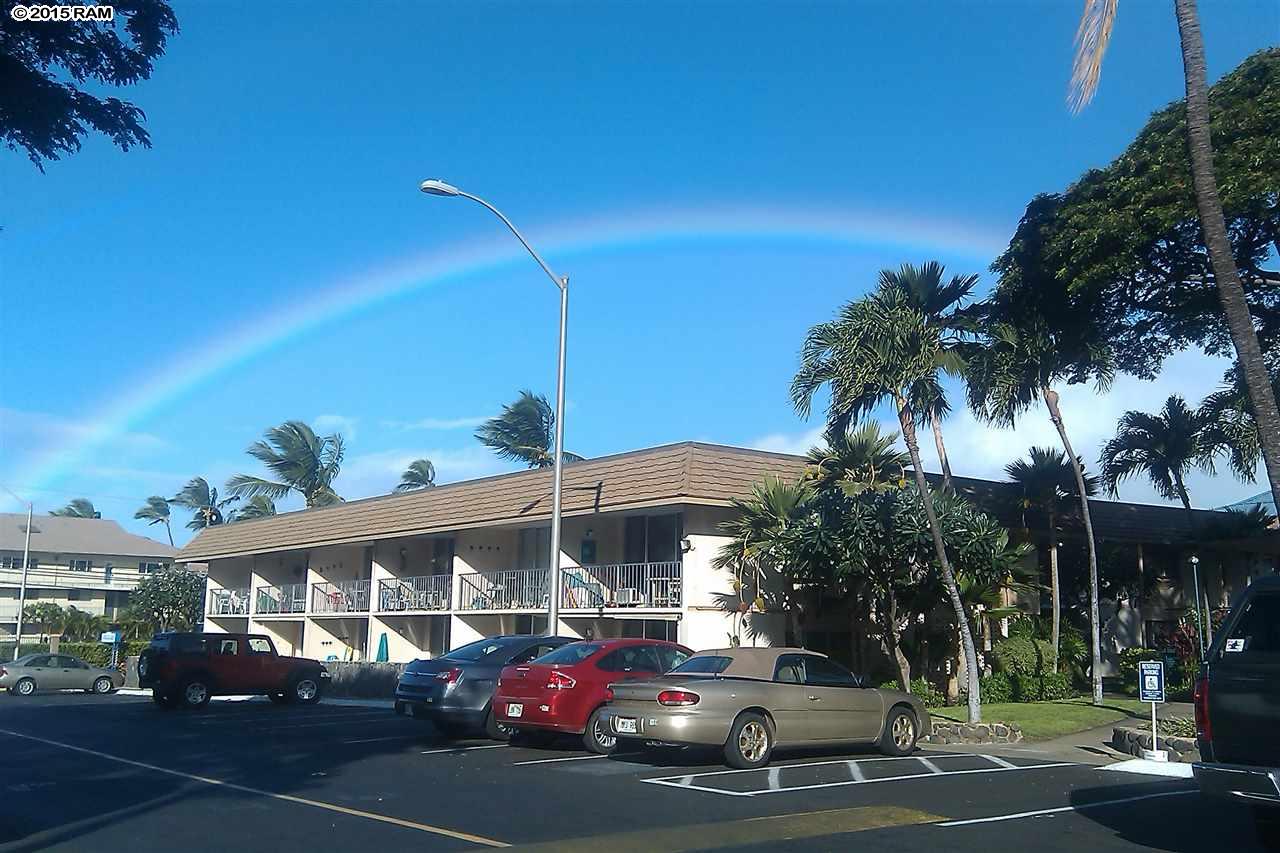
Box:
[791, 275, 985, 722]
[1197, 362, 1280, 484]
[1100, 395, 1216, 526]
[49, 498, 99, 518]
[475, 390, 584, 469]
[170, 477, 238, 530]
[1071, 0, 1280, 527]
[395, 459, 437, 492]
[227, 421, 345, 508]
[232, 495, 277, 521]
[1005, 447, 1099, 671]
[965, 306, 1113, 705]
[134, 496, 174, 546]
[805, 422, 909, 495]
[885, 262, 979, 489]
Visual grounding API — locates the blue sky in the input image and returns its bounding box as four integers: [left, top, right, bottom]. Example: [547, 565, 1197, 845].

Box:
[1, 1, 1276, 544]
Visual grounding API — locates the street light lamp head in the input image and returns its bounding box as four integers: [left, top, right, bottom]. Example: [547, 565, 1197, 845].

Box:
[419, 179, 461, 197]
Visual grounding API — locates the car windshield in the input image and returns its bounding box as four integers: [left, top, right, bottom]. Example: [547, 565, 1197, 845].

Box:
[441, 637, 520, 662]
[670, 655, 733, 675]
[533, 642, 604, 665]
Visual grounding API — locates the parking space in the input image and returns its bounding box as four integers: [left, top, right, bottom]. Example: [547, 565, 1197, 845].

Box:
[0, 692, 1260, 852]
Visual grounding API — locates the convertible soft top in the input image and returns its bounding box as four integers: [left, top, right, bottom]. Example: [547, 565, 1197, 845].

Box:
[690, 647, 827, 681]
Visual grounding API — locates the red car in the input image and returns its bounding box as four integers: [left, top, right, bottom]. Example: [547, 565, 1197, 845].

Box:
[495, 638, 691, 753]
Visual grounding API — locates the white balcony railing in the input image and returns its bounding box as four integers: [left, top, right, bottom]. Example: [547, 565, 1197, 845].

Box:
[377, 575, 451, 612]
[456, 562, 683, 612]
[255, 582, 307, 615]
[311, 579, 371, 614]
[208, 586, 250, 616]
[457, 569, 549, 611]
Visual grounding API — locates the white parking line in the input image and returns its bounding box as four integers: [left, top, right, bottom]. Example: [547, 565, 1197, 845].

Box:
[846, 761, 865, 782]
[512, 754, 607, 766]
[748, 762, 1075, 796]
[341, 734, 425, 745]
[916, 757, 944, 775]
[938, 789, 1197, 826]
[983, 754, 1018, 770]
[420, 744, 508, 756]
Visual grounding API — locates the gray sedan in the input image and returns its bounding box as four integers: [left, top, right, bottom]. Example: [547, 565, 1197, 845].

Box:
[601, 647, 930, 768]
[0, 653, 124, 696]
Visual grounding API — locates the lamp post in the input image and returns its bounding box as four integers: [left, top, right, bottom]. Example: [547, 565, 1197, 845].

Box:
[1190, 554, 1206, 658]
[419, 180, 568, 636]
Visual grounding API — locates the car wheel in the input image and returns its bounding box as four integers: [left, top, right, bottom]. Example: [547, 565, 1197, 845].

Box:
[583, 707, 617, 755]
[1256, 807, 1280, 850]
[12, 678, 36, 698]
[878, 706, 918, 757]
[484, 707, 513, 742]
[92, 677, 114, 695]
[178, 678, 211, 709]
[292, 676, 321, 705]
[724, 711, 773, 769]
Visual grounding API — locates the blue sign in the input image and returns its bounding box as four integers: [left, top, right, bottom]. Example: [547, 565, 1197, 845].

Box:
[1139, 660, 1165, 703]
[99, 630, 122, 644]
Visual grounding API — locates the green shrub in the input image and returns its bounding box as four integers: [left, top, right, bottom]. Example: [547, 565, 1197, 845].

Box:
[879, 677, 947, 708]
[1011, 672, 1077, 701]
[1117, 647, 1165, 692]
[973, 672, 1014, 704]
[992, 636, 1054, 677]
[0, 641, 148, 669]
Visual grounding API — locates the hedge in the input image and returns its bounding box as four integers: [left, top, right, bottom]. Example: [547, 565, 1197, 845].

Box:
[0, 641, 148, 668]
[878, 677, 946, 708]
[962, 670, 1078, 704]
[991, 636, 1055, 678]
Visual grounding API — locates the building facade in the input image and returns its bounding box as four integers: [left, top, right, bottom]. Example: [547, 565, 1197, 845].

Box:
[0, 514, 179, 638]
[176, 442, 1279, 672]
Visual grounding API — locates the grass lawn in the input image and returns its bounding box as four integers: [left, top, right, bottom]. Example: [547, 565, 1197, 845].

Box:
[925, 697, 1150, 741]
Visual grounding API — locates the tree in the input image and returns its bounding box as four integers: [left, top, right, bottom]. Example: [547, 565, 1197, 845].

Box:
[886, 262, 980, 489]
[49, 498, 100, 518]
[170, 477, 237, 530]
[1004, 447, 1099, 671]
[128, 567, 204, 631]
[805, 422, 910, 496]
[21, 601, 65, 635]
[475, 390, 584, 469]
[61, 606, 106, 642]
[1198, 362, 1280, 483]
[1, 0, 179, 169]
[227, 421, 344, 508]
[1071, 13, 1280, 516]
[232, 495, 277, 521]
[1100, 394, 1217, 526]
[395, 459, 437, 492]
[134, 496, 174, 546]
[791, 272, 985, 722]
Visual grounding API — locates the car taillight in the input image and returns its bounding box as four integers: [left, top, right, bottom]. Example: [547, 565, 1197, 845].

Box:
[1193, 673, 1211, 743]
[657, 690, 700, 707]
[546, 671, 576, 690]
[604, 687, 614, 701]
[436, 667, 462, 684]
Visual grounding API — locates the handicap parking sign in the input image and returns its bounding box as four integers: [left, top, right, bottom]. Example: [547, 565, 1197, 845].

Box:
[1139, 660, 1165, 703]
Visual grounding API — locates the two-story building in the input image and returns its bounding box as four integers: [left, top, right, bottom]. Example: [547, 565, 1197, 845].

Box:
[0, 513, 179, 638]
[176, 441, 1279, 675]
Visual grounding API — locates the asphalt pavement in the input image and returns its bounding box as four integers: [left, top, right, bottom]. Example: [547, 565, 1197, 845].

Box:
[0, 691, 1260, 852]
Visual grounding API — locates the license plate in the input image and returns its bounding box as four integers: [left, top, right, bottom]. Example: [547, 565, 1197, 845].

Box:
[615, 717, 637, 734]
[506, 703, 523, 718]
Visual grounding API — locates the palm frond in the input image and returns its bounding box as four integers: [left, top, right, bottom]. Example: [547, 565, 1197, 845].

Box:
[1069, 0, 1119, 112]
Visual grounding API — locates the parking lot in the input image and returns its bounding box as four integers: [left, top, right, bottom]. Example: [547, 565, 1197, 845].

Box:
[0, 692, 1261, 852]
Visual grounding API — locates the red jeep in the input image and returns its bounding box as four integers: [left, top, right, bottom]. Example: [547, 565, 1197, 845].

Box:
[138, 632, 330, 709]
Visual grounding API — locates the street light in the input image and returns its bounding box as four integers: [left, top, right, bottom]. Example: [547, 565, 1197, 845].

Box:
[419, 179, 568, 637]
[1190, 554, 1206, 658]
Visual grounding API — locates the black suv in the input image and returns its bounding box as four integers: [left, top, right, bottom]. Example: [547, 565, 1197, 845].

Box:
[1193, 574, 1280, 848]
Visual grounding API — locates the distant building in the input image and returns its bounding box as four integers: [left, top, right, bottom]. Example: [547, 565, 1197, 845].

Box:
[1220, 490, 1279, 521]
[0, 513, 179, 638]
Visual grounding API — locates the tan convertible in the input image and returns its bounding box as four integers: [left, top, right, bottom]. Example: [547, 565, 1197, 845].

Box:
[600, 647, 929, 768]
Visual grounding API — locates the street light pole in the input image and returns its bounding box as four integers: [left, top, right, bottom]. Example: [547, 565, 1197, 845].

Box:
[13, 501, 32, 660]
[419, 180, 568, 637]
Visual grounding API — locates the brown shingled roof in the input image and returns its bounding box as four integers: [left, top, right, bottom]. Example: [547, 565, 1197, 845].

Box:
[177, 442, 807, 561]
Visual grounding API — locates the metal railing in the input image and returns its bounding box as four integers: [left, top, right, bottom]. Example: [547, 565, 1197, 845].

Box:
[255, 582, 307, 615]
[457, 569, 549, 611]
[208, 586, 250, 616]
[561, 562, 682, 609]
[377, 575, 452, 612]
[311, 579, 371, 614]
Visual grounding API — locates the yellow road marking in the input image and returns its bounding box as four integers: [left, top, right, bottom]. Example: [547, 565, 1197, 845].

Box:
[506, 805, 944, 852]
[0, 728, 509, 848]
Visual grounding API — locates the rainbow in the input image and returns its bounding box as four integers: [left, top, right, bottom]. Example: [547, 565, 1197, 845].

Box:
[12, 202, 1008, 496]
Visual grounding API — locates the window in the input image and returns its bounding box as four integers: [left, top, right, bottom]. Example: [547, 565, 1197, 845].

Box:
[623, 513, 683, 564]
[431, 539, 454, 574]
[671, 654, 732, 675]
[773, 653, 805, 684]
[654, 645, 690, 672]
[597, 645, 661, 673]
[104, 564, 113, 584]
[518, 527, 551, 571]
[51, 655, 82, 668]
[138, 562, 164, 574]
[537, 642, 604, 665]
[248, 638, 274, 655]
[172, 635, 209, 654]
[1223, 593, 1280, 657]
[802, 655, 860, 687]
[67, 589, 80, 601]
[217, 639, 240, 656]
[513, 614, 548, 636]
[508, 642, 561, 665]
[437, 637, 521, 664]
[25, 656, 51, 668]
[70, 559, 91, 572]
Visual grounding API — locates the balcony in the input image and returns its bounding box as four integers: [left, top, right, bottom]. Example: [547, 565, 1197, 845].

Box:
[208, 587, 250, 616]
[456, 562, 683, 612]
[311, 580, 371, 615]
[255, 583, 307, 615]
[377, 575, 452, 612]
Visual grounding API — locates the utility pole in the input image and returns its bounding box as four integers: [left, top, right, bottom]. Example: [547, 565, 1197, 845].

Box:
[13, 501, 33, 660]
